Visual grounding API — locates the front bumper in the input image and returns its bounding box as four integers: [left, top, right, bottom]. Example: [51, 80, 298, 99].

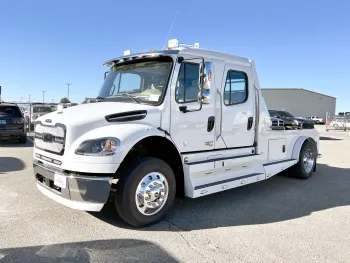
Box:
[33, 160, 113, 211]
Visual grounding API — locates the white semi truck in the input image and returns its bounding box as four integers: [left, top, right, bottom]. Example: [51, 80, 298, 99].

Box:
[33, 40, 321, 227]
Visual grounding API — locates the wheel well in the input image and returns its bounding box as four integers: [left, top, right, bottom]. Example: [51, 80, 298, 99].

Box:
[116, 136, 184, 197]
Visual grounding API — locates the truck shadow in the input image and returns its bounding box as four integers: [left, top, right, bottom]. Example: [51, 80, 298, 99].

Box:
[0, 135, 34, 147]
[0, 239, 178, 263]
[91, 164, 350, 231]
[0, 157, 26, 173]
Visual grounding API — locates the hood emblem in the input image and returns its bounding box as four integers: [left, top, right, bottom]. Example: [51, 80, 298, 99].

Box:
[45, 119, 52, 123]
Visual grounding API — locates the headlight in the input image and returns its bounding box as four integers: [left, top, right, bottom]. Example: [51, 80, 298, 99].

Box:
[75, 138, 120, 156]
[32, 115, 38, 120]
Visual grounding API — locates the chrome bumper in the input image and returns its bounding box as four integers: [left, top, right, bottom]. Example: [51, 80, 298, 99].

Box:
[33, 159, 113, 212]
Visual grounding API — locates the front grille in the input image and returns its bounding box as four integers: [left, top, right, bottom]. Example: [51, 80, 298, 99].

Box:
[271, 118, 285, 130]
[34, 122, 66, 155]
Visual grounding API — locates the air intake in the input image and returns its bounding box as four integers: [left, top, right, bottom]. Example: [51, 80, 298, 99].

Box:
[105, 110, 147, 122]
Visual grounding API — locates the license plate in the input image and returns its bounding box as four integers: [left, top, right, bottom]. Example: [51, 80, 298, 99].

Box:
[0, 120, 6, 124]
[54, 173, 66, 189]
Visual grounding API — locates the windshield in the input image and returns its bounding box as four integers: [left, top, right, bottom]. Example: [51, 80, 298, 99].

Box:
[0, 105, 22, 117]
[33, 107, 52, 113]
[277, 111, 294, 118]
[98, 57, 173, 105]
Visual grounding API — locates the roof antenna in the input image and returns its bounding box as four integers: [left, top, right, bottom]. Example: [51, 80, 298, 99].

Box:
[162, 10, 179, 50]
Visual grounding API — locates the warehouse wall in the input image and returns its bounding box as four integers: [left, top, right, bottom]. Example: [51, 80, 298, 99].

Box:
[261, 89, 336, 119]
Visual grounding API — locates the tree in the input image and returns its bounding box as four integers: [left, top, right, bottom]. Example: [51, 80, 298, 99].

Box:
[60, 97, 71, 103]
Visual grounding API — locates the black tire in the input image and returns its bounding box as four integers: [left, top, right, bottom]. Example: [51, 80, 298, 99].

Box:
[291, 141, 317, 179]
[115, 157, 176, 227]
[19, 135, 27, 144]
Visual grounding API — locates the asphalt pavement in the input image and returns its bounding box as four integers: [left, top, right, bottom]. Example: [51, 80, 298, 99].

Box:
[1, 126, 350, 263]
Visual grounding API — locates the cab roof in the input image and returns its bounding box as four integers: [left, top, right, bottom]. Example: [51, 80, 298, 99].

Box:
[103, 47, 252, 68]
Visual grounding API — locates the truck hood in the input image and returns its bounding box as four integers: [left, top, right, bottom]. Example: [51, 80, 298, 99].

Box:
[35, 102, 161, 147]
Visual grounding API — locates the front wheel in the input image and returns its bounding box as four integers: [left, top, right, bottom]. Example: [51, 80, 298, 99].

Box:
[115, 157, 176, 227]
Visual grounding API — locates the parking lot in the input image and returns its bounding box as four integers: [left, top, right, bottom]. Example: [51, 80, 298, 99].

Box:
[1, 126, 350, 263]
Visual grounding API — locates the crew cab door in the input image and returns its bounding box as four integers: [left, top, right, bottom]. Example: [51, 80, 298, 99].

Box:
[219, 64, 255, 148]
[170, 57, 215, 152]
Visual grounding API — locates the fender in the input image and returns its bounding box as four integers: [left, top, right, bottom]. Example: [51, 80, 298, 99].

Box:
[292, 136, 318, 171]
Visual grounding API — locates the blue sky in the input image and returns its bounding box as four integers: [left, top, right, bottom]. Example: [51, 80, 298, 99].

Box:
[0, 0, 349, 111]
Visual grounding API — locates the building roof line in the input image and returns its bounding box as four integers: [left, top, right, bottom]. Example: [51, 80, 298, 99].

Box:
[261, 88, 336, 99]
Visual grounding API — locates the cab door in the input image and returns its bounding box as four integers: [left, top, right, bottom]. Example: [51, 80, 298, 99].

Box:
[170, 57, 215, 152]
[220, 64, 255, 148]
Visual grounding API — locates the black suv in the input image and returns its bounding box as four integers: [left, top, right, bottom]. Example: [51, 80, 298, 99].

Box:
[0, 103, 27, 143]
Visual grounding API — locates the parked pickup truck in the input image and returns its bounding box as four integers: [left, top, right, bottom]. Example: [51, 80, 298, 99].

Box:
[33, 39, 321, 227]
[307, 116, 325, 124]
[269, 110, 315, 129]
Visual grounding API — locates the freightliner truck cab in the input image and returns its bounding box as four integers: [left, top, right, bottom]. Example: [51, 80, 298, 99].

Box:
[33, 39, 320, 227]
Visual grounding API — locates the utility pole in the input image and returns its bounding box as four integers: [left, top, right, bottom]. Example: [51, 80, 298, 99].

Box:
[28, 94, 31, 133]
[66, 83, 71, 101]
[42, 90, 46, 103]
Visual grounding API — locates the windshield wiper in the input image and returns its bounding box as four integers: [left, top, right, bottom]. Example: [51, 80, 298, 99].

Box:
[114, 93, 141, 104]
[96, 96, 106, 102]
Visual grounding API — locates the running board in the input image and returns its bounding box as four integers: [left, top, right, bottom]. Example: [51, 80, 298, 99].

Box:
[264, 159, 297, 179]
[184, 158, 298, 198]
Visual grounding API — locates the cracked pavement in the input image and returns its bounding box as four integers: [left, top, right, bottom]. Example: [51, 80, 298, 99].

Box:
[1, 126, 350, 262]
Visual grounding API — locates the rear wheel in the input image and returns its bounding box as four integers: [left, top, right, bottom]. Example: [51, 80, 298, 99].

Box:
[292, 141, 317, 179]
[115, 157, 176, 227]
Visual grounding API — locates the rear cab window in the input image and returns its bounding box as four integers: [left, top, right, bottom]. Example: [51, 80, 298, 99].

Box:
[224, 71, 248, 105]
[0, 105, 22, 118]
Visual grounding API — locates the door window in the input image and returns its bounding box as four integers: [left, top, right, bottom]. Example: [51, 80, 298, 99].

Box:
[224, 71, 248, 105]
[176, 63, 200, 103]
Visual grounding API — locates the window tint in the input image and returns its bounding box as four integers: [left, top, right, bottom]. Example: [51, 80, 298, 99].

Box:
[0, 106, 22, 117]
[277, 111, 294, 118]
[269, 111, 279, 118]
[224, 71, 247, 105]
[176, 63, 200, 103]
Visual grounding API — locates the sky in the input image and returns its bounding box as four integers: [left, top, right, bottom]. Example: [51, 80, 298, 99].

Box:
[0, 0, 349, 111]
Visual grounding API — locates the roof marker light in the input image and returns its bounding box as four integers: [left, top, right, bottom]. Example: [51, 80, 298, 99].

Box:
[123, 49, 131, 56]
[194, 42, 200, 48]
[168, 39, 179, 48]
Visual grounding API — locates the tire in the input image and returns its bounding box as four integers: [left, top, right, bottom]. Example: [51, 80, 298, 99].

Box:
[19, 135, 27, 144]
[291, 141, 317, 179]
[115, 157, 176, 227]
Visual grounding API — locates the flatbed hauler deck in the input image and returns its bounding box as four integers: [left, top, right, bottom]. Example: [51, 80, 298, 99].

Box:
[33, 40, 321, 227]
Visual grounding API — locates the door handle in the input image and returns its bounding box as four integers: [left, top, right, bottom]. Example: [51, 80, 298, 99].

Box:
[247, 117, 253, 130]
[207, 116, 215, 132]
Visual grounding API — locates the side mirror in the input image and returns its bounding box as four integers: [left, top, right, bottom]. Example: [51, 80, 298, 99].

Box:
[104, 71, 109, 80]
[203, 62, 213, 90]
[200, 90, 211, 104]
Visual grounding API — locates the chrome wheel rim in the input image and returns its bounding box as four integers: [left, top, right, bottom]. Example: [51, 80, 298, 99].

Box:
[303, 149, 315, 173]
[135, 172, 169, 216]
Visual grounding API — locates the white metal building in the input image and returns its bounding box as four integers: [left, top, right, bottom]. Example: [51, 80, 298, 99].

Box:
[261, 88, 336, 119]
